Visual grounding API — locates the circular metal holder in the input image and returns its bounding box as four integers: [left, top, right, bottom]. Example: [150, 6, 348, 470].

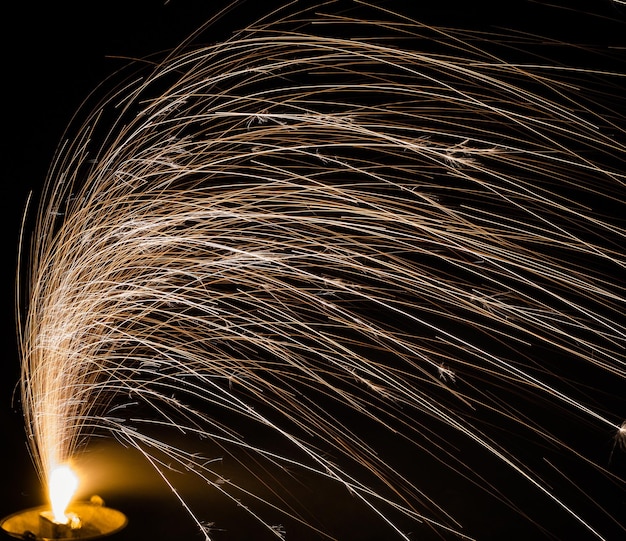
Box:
[1, 497, 127, 540]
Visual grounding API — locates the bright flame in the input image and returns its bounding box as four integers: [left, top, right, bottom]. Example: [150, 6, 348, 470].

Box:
[49, 465, 79, 524]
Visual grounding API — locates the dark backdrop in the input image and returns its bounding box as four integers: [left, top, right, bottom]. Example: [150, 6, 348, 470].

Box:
[2, 2, 625, 540]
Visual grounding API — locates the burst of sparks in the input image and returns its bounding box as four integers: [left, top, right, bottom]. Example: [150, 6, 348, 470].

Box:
[18, 4, 625, 540]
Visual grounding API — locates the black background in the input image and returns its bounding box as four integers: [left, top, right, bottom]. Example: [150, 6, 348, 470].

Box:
[2, 1, 625, 540]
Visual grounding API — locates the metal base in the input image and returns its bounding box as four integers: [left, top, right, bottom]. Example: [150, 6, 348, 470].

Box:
[1, 497, 127, 540]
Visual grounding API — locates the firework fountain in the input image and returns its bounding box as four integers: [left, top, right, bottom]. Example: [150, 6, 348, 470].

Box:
[3, 2, 625, 540]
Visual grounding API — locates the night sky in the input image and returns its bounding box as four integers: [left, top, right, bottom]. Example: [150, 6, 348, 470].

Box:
[2, 2, 625, 540]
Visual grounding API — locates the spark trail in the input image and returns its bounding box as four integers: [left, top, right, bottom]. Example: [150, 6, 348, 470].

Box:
[18, 4, 625, 540]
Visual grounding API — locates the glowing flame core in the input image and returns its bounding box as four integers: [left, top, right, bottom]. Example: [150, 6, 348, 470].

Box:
[49, 465, 78, 524]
